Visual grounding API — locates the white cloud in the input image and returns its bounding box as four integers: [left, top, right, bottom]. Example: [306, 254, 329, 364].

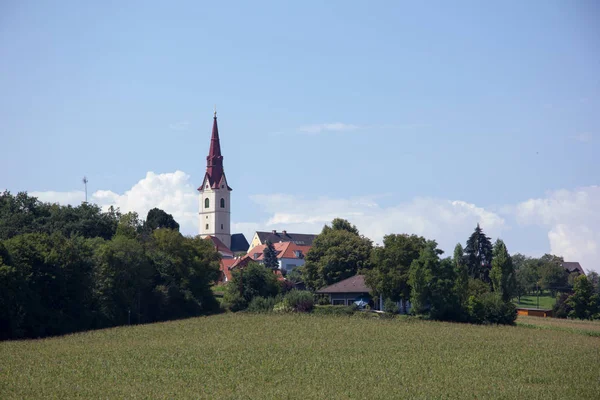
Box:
[235, 194, 505, 254]
[298, 123, 359, 134]
[91, 171, 199, 234]
[169, 121, 190, 131]
[516, 186, 600, 273]
[30, 190, 86, 205]
[573, 132, 592, 143]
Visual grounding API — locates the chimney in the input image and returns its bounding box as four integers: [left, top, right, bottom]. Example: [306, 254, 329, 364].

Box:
[272, 229, 277, 234]
[282, 230, 287, 235]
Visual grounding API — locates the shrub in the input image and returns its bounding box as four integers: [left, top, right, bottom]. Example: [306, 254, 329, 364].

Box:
[273, 301, 292, 313]
[312, 305, 355, 316]
[553, 293, 572, 319]
[247, 296, 278, 313]
[384, 299, 398, 314]
[222, 291, 247, 312]
[468, 293, 516, 325]
[284, 290, 314, 312]
[314, 294, 331, 306]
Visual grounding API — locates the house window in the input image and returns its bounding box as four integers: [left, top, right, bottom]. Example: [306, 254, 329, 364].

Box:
[346, 299, 355, 306]
[332, 299, 345, 306]
[205, 224, 209, 230]
[204, 198, 209, 208]
[294, 250, 303, 258]
[220, 198, 225, 208]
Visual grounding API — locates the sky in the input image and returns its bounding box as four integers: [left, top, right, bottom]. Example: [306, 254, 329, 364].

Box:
[1, 1, 599, 272]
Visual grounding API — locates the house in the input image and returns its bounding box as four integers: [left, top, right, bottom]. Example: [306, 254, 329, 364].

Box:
[316, 274, 411, 313]
[562, 261, 585, 276]
[316, 275, 373, 307]
[249, 230, 317, 249]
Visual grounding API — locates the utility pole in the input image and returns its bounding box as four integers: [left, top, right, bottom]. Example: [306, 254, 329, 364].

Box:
[82, 176, 88, 203]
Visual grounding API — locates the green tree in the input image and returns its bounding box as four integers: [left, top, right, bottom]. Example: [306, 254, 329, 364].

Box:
[303, 219, 372, 290]
[453, 243, 469, 306]
[365, 234, 428, 313]
[94, 235, 153, 325]
[539, 261, 568, 296]
[115, 212, 143, 239]
[262, 240, 279, 271]
[147, 229, 220, 319]
[223, 262, 280, 310]
[331, 218, 360, 235]
[145, 208, 180, 232]
[490, 239, 516, 302]
[464, 224, 493, 282]
[408, 241, 459, 319]
[567, 275, 599, 320]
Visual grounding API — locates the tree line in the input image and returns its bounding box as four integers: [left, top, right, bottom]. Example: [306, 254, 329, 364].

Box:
[0, 191, 220, 340]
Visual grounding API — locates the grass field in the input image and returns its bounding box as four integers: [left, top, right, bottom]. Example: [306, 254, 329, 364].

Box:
[2, 314, 599, 399]
[514, 293, 556, 309]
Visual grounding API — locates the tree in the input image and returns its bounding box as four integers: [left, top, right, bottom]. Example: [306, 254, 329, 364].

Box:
[588, 271, 600, 294]
[303, 219, 372, 290]
[365, 234, 428, 313]
[453, 243, 469, 306]
[490, 239, 516, 302]
[223, 262, 280, 310]
[539, 261, 568, 296]
[408, 241, 459, 319]
[145, 208, 180, 232]
[464, 224, 493, 283]
[331, 218, 359, 235]
[115, 212, 143, 239]
[262, 240, 278, 271]
[567, 275, 599, 320]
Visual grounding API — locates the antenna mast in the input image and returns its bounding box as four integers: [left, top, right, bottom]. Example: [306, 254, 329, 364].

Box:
[82, 176, 88, 203]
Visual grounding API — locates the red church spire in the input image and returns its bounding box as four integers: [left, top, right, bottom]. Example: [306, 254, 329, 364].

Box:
[199, 110, 229, 191]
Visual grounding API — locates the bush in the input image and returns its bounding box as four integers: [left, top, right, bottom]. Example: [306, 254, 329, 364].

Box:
[384, 299, 398, 314]
[312, 305, 355, 316]
[314, 294, 331, 306]
[273, 301, 292, 313]
[222, 291, 247, 312]
[468, 293, 516, 325]
[284, 290, 314, 312]
[247, 296, 278, 313]
[553, 293, 571, 319]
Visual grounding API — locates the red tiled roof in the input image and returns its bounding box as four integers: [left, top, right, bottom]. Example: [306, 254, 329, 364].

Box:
[316, 275, 371, 294]
[245, 242, 310, 261]
[220, 258, 236, 282]
[205, 236, 233, 258]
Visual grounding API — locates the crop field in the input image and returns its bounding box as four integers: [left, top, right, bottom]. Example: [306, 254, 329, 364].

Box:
[2, 314, 599, 399]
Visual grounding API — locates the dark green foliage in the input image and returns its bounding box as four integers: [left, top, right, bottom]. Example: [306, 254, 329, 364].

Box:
[222, 292, 247, 312]
[330, 218, 360, 235]
[247, 296, 278, 313]
[553, 293, 572, 319]
[145, 208, 180, 232]
[467, 292, 517, 325]
[464, 224, 493, 282]
[468, 278, 491, 298]
[539, 261, 568, 296]
[312, 305, 356, 316]
[286, 268, 303, 284]
[0, 192, 221, 339]
[224, 262, 280, 311]
[303, 219, 372, 290]
[383, 298, 398, 314]
[365, 234, 428, 313]
[567, 275, 599, 320]
[490, 239, 516, 302]
[283, 290, 314, 312]
[314, 294, 330, 305]
[453, 243, 469, 307]
[262, 240, 278, 271]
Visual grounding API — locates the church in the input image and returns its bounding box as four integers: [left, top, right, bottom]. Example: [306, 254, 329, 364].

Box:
[198, 112, 316, 282]
[198, 111, 249, 256]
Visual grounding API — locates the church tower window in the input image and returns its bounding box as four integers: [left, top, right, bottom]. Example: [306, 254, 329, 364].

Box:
[220, 198, 225, 208]
[204, 198, 210, 208]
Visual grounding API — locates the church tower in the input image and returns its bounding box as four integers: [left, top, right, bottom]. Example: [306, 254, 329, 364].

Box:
[198, 111, 232, 248]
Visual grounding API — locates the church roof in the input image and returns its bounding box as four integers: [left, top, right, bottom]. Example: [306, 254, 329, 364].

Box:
[230, 233, 249, 253]
[198, 113, 232, 191]
[205, 236, 233, 258]
[255, 230, 317, 246]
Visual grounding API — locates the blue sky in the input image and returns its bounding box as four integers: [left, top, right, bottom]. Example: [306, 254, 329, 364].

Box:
[1, 1, 599, 271]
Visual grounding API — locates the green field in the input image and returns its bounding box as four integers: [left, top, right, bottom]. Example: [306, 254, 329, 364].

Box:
[514, 293, 556, 309]
[2, 314, 599, 399]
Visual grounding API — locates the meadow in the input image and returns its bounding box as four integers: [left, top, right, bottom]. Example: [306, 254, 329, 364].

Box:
[1, 314, 599, 399]
[514, 293, 556, 309]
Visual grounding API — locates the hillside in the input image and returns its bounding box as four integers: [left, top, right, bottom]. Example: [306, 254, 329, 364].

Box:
[2, 314, 599, 399]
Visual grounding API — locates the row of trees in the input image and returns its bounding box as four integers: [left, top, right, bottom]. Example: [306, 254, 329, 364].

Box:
[0, 191, 219, 340]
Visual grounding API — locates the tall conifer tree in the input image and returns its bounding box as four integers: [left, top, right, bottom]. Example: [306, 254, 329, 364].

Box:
[464, 224, 493, 282]
[263, 240, 279, 271]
